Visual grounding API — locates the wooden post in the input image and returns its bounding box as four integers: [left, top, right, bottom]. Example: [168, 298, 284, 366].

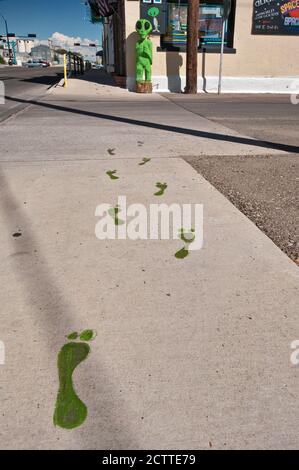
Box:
[185, 0, 199, 94]
[68, 53, 72, 77]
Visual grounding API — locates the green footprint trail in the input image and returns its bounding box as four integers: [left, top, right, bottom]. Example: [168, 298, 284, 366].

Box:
[154, 182, 168, 196]
[138, 157, 151, 166]
[106, 170, 119, 180]
[175, 229, 195, 259]
[53, 329, 96, 430]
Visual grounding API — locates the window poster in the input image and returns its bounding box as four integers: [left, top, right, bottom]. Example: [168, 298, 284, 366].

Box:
[252, 0, 299, 35]
[140, 0, 168, 34]
[199, 4, 225, 43]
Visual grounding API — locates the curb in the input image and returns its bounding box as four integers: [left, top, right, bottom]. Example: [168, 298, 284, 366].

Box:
[0, 102, 31, 123]
[0, 72, 63, 124]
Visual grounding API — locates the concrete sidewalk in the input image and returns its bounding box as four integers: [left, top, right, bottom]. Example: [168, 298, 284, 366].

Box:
[0, 70, 298, 449]
[0, 157, 298, 449]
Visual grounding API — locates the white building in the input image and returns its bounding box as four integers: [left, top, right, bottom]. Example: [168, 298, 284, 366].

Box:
[16, 38, 35, 54]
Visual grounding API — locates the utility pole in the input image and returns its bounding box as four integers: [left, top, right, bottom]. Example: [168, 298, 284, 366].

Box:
[218, 0, 231, 94]
[185, 0, 199, 94]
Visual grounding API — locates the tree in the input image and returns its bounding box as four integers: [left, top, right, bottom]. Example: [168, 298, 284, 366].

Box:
[55, 48, 68, 55]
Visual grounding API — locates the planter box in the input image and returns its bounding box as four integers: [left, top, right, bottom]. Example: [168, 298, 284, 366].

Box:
[135, 81, 153, 94]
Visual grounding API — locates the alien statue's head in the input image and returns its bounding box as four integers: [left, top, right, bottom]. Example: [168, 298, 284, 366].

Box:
[136, 19, 153, 39]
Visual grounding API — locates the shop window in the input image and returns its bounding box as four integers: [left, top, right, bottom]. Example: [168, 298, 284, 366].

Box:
[161, 0, 235, 50]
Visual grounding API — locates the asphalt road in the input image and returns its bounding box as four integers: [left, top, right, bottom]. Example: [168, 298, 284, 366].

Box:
[0, 66, 63, 121]
[164, 93, 299, 148]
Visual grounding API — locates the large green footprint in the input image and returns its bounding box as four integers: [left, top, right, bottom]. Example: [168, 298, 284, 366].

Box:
[53, 330, 96, 430]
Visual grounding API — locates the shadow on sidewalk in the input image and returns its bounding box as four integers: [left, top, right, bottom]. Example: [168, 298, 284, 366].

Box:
[0, 167, 138, 447]
[20, 72, 63, 86]
[5, 95, 299, 154]
[77, 69, 118, 87]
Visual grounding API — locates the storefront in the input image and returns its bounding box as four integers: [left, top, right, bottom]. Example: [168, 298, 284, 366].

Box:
[104, 0, 299, 92]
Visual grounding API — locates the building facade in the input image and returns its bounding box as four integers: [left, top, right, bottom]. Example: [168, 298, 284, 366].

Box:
[102, 0, 299, 93]
[31, 45, 52, 62]
[0, 37, 36, 65]
[16, 38, 35, 54]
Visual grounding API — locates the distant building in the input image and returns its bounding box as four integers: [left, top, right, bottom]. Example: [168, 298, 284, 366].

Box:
[31, 45, 52, 61]
[17, 39, 35, 54]
[0, 37, 37, 65]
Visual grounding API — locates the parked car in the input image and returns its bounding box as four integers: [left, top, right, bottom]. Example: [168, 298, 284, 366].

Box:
[24, 59, 41, 68]
[24, 59, 51, 68]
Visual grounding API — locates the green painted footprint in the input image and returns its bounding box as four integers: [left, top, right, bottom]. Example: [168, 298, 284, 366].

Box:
[53, 329, 96, 430]
[175, 228, 195, 259]
[138, 157, 151, 166]
[106, 170, 119, 180]
[108, 205, 125, 225]
[154, 182, 168, 196]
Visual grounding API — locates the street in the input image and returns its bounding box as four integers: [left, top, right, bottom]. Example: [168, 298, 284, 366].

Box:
[0, 66, 63, 121]
[1, 73, 299, 160]
[164, 93, 299, 148]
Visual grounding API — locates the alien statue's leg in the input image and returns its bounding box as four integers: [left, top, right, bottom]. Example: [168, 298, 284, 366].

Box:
[144, 61, 152, 82]
[136, 62, 144, 82]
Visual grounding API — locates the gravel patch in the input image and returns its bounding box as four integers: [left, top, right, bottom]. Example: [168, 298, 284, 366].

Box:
[185, 154, 299, 265]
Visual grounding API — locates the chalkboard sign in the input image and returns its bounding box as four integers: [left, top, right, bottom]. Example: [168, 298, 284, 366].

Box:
[252, 0, 299, 35]
[140, 0, 167, 35]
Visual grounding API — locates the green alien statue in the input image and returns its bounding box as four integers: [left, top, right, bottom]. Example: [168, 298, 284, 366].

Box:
[135, 19, 153, 86]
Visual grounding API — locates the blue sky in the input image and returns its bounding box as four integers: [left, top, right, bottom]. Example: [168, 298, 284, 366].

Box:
[0, 0, 101, 44]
